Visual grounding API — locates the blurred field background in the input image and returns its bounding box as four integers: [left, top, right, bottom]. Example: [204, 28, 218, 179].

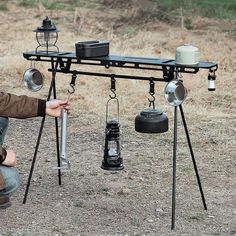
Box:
[0, 0, 235, 122]
[0, 1, 235, 235]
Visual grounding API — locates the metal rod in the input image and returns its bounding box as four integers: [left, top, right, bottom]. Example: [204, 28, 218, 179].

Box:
[51, 60, 62, 185]
[59, 109, 70, 169]
[179, 105, 207, 210]
[23, 62, 58, 204]
[60, 109, 67, 161]
[171, 106, 178, 230]
[48, 69, 165, 82]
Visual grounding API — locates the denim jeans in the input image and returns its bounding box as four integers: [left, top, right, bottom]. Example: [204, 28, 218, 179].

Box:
[0, 117, 9, 145]
[0, 117, 20, 197]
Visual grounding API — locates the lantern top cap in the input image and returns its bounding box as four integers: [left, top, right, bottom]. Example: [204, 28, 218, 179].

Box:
[33, 16, 59, 32]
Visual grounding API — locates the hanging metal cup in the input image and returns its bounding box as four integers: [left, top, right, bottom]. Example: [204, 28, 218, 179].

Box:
[23, 60, 44, 92]
[164, 80, 187, 106]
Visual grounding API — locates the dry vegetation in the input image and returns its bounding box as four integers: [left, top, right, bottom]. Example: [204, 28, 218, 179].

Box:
[0, 1, 235, 236]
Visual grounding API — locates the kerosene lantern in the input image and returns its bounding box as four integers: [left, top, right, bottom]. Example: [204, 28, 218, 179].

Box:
[34, 16, 59, 54]
[135, 79, 169, 133]
[101, 77, 124, 171]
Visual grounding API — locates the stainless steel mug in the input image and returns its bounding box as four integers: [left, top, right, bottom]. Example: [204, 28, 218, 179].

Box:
[164, 80, 187, 106]
[23, 67, 44, 92]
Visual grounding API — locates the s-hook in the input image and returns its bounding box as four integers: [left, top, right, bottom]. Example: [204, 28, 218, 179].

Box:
[148, 79, 155, 109]
[68, 73, 77, 95]
[106, 75, 119, 123]
[109, 75, 116, 99]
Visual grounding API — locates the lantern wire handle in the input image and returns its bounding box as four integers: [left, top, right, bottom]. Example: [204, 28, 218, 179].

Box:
[148, 79, 155, 110]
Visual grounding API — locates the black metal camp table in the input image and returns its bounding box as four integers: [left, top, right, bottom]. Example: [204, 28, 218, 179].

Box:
[22, 50, 218, 230]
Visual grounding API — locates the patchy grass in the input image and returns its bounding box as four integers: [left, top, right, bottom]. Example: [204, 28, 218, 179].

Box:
[156, 0, 236, 20]
[19, 0, 101, 10]
[18, 0, 236, 20]
[0, 0, 7, 11]
[19, 0, 65, 9]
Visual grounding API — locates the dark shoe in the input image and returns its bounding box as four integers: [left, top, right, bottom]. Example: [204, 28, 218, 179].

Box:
[0, 197, 11, 209]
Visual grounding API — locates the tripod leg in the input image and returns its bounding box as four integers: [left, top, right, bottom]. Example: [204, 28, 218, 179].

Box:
[23, 60, 61, 203]
[23, 116, 46, 204]
[179, 105, 207, 210]
[171, 106, 178, 230]
[23, 76, 55, 204]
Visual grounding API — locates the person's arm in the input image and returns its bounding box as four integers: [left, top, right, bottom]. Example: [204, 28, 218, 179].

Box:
[0, 92, 70, 119]
[0, 92, 45, 118]
[0, 92, 70, 165]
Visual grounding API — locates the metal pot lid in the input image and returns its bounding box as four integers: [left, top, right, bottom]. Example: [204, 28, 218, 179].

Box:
[140, 108, 163, 118]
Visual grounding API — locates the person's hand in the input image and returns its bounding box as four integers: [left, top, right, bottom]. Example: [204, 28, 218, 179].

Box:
[46, 99, 71, 118]
[2, 150, 16, 167]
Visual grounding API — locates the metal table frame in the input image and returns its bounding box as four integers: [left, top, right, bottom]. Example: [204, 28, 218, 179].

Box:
[22, 51, 218, 229]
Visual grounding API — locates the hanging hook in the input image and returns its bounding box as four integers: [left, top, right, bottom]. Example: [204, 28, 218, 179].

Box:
[68, 84, 75, 94]
[30, 59, 36, 68]
[175, 67, 182, 80]
[109, 75, 116, 99]
[148, 79, 155, 109]
[68, 73, 77, 94]
[109, 90, 116, 99]
[148, 95, 155, 109]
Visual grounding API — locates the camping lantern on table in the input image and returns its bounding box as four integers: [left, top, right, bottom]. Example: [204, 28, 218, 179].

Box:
[34, 16, 59, 54]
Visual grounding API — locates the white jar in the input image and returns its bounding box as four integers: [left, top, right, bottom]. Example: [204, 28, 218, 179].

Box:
[175, 44, 200, 65]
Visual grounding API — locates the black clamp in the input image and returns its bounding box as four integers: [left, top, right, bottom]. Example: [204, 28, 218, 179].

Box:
[162, 66, 174, 82]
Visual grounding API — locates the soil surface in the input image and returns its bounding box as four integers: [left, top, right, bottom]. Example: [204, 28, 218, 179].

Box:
[1, 113, 235, 236]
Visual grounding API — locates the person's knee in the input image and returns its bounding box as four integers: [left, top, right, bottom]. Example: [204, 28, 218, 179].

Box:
[0, 166, 20, 197]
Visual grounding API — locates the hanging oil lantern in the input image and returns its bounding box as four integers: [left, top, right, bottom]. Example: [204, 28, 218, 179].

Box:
[101, 77, 124, 171]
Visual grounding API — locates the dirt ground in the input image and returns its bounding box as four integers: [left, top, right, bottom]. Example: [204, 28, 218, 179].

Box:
[0, 2, 236, 236]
